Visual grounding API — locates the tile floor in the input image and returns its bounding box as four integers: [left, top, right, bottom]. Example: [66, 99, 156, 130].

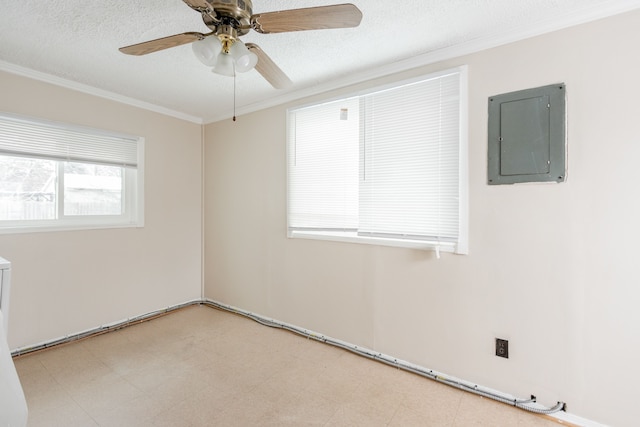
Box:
[14, 305, 564, 426]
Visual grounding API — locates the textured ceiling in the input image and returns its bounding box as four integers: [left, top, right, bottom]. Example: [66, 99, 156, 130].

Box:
[1, 0, 639, 123]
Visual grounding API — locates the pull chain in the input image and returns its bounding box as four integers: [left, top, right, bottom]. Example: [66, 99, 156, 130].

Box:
[232, 71, 237, 122]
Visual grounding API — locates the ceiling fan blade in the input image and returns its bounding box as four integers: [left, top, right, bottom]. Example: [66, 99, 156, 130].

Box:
[119, 32, 207, 56]
[252, 3, 362, 34]
[181, 0, 211, 12]
[246, 43, 293, 90]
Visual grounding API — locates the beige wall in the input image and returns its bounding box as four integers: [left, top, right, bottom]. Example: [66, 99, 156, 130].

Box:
[0, 71, 203, 350]
[204, 10, 640, 426]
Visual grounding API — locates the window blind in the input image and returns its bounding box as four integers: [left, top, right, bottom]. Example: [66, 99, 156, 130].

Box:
[0, 113, 139, 168]
[287, 68, 464, 250]
[288, 97, 360, 230]
[359, 73, 460, 242]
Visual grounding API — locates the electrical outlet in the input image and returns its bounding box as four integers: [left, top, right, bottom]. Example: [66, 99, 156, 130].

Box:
[496, 338, 509, 358]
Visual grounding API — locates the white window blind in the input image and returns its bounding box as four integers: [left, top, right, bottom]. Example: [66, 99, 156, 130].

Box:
[0, 113, 139, 168]
[0, 112, 144, 233]
[359, 73, 460, 242]
[287, 67, 467, 253]
[288, 97, 360, 230]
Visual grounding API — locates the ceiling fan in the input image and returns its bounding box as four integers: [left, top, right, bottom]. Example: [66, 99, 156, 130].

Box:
[119, 0, 363, 89]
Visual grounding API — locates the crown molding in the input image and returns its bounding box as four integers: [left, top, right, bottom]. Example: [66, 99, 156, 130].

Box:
[0, 60, 204, 124]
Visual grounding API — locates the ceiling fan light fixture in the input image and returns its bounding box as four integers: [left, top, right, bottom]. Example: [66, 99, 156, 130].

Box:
[212, 52, 235, 77]
[230, 40, 258, 73]
[120, 2, 363, 89]
[192, 36, 221, 66]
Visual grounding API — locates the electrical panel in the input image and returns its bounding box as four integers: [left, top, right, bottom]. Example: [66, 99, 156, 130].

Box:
[488, 84, 566, 185]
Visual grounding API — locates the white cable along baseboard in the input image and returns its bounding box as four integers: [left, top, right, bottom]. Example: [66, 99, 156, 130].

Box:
[12, 298, 606, 427]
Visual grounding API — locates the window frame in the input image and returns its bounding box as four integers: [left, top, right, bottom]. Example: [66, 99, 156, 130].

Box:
[286, 66, 468, 254]
[0, 113, 144, 234]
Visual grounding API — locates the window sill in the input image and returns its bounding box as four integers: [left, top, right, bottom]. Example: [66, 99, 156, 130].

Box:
[288, 230, 464, 255]
[0, 220, 143, 235]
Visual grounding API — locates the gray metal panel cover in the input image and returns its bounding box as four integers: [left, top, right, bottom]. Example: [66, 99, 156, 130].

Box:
[488, 84, 565, 184]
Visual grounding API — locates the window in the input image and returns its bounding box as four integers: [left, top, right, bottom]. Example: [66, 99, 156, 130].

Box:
[0, 112, 144, 233]
[287, 67, 468, 254]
